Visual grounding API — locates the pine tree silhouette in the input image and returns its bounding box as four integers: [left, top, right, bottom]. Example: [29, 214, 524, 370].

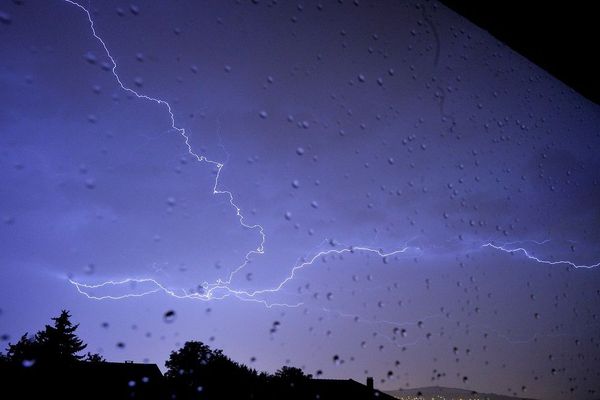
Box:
[4, 310, 89, 366]
[34, 310, 87, 364]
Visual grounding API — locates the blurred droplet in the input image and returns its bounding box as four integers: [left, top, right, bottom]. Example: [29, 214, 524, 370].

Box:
[85, 178, 96, 189]
[163, 310, 176, 323]
[84, 263, 95, 275]
[84, 51, 97, 64]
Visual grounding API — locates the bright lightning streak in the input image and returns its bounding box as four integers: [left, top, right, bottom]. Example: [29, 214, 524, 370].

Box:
[68, 245, 414, 307]
[62, 0, 265, 271]
[62, 0, 415, 307]
[482, 243, 600, 269]
[228, 246, 413, 298]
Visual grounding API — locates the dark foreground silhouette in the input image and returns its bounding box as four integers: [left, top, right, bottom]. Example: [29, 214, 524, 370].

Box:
[0, 310, 392, 399]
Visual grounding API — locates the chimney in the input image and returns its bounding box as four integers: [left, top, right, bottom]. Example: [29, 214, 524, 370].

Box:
[366, 377, 374, 390]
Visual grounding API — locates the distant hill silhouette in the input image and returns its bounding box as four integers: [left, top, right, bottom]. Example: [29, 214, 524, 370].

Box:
[386, 385, 538, 400]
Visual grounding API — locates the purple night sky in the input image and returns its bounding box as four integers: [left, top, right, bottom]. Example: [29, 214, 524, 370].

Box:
[1, 1, 599, 399]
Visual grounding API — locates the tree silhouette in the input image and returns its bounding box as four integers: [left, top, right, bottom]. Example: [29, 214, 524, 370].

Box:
[165, 340, 266, 400]
[34, 310, 87, 364]
[84, 352, 105, 362]
[274, 365, 312, 381]
[5, 334, 38, 366]
[3, 310, 100, 367]
[272, 365, 313, 400]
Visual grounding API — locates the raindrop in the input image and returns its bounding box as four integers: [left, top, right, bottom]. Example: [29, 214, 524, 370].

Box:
[85, 178, 96, 189]
[259, 110, 268, 119]
[163, 310, 177, 323]
[84, 263, 95, 275]
[84, 51, 97, 64]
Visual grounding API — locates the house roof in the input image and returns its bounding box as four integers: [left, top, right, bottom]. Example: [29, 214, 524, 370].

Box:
[310, 378, 397, 400]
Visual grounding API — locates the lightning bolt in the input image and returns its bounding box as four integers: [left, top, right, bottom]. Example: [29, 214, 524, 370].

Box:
[68, 245, 415, 307]
[62, 0, 599, 312]
[61, 0, 416, 307]
[482, 243, 600, 269]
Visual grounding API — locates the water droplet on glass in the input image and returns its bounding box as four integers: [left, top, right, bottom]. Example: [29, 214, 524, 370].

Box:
[163, 310, 177, 323]
[84, 51, 97, 64]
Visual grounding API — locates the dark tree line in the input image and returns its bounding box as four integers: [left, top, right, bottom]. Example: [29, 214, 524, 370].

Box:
[1, 310, 314, 399]
[164, 340, 312, 399]
[1, 310, 103, 367]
